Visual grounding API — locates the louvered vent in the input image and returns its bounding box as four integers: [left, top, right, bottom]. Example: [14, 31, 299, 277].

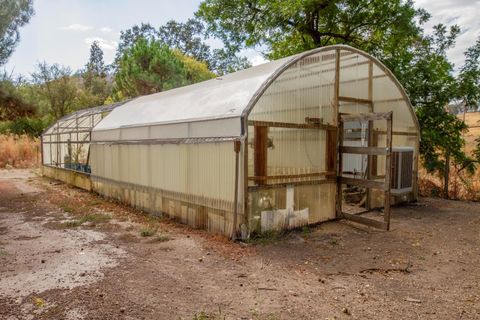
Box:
[391, 147, 414, 191]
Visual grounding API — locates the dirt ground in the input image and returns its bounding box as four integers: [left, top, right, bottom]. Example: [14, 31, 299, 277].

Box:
[0, 169, 479, 320]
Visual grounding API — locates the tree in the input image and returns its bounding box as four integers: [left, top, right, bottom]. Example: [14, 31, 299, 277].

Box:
[158, 19, 211, 64]
[114, 23, 158, 68]
[114, 38, 187, 98]
[457, 37, 480, 116]
[400, 24, 477, 197]
[0, 0, 34, 65]
[158, 18, 250, 74]
[32, 62, 79, 119]
[0, 71, 35, 120]
[85, 40, 106, 78]
[172, 49, 216, 84]
[196, 0, 428, 61]
[82, 41, 110, 107]
[115, 21, 250, 75]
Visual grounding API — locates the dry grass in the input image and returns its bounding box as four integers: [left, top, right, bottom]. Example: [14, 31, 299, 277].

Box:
[0, 134, 40, 168]
[418, 112, 480, 201]
[419, 166, 480, 201]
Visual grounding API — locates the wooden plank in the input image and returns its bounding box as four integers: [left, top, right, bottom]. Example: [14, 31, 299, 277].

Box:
[341, 111, 393, 122]
[371, 132, 379, 177]
[340, 146, 387, 155]
[374, 130, 418, 137]
[326, 129, 337, 172]
[334, 49, 342, 219]
[247, 178, 335, 192]
[248, 171, 335, 181]
[340, 177, 386, 190]
[338, 96, 373, 105]
[366, 64, 374, 210]
[254, 126, 268, 186]
[342, 212, 388, 230]
[247, 120, 335, 131]
[384, 113, 393, 230]
[347, 128, 418, 137]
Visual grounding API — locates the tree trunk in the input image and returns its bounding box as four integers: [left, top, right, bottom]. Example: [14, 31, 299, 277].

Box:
[444, 149, 450, 199]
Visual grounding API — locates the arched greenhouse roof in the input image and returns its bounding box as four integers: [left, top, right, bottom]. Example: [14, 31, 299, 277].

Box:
[91, 45, 419, 142]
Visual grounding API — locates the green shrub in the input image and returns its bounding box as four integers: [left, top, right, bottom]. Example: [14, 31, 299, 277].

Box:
[0, 117, 51, 137]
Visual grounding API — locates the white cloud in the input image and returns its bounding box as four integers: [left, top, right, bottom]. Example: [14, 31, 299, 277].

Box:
[415, 0, 480, 71]
[99, 27, 113, 33]
[84, 37, 117, 51]
[61, 23, 93, 32]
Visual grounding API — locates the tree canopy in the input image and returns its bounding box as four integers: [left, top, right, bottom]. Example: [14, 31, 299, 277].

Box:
[115, 20, 250, 75]
[0, 0, 34, 65]
[0, 71, 35, 120]
[457, 38, 480, 112]
[31, 62, 79, 119]
[113, 38, 215, 99]
[196, 0, 427, 60]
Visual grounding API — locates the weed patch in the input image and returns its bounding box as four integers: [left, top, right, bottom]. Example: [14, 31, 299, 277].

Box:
[246, 230, 284, 245]
[328, 238, 339, 246]
[140, 226, 157, 237]
[62, 213, 111, 228]
[148, 234, 170, 243]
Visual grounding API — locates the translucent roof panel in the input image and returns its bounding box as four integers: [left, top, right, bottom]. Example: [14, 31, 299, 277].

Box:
[91, 45, 419, 142]
[91, 55, 296, 141]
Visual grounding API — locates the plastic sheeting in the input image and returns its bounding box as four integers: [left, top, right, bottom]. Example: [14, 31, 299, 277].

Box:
[91, 55, 295, 141]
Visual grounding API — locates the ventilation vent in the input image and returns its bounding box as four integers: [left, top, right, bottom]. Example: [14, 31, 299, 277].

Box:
[391, 147, 414, 192]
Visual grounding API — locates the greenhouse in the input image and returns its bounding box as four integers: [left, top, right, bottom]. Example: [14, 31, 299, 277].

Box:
[41, 44, 420, 238]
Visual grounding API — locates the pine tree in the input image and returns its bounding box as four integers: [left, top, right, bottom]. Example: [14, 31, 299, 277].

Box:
[82, 41, 109, 106]
[85, 41, 106, 79]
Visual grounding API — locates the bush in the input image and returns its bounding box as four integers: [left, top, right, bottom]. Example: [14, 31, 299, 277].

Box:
[0, 117, 50, 137]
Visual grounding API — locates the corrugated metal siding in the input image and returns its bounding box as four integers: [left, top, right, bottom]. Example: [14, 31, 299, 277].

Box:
[90, 142, 242, 235]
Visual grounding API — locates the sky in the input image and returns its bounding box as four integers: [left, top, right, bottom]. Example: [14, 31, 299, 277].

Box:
[3, 0, 480, 77]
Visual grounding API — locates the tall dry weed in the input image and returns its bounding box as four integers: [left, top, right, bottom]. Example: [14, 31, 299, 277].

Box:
[0, 134, 40, 168]
[419, 167, 480, 201]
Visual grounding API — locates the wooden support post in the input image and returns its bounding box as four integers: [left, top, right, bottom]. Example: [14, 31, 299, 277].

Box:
[384, 113, 393, 230]
[366, 61, 374, 210]
[336, 121, 344, 218]
[326, 129, 337, 172]
[254, 126, 268, 186]
[334, 49, 342, 218]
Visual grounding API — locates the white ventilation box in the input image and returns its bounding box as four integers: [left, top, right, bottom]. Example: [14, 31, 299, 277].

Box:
[391, 147, 414, 193]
